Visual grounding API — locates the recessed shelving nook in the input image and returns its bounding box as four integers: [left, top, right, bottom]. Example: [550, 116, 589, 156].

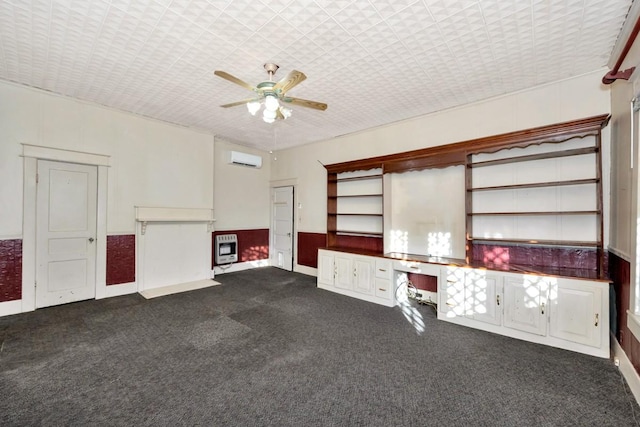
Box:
[320, 114, 611, 358]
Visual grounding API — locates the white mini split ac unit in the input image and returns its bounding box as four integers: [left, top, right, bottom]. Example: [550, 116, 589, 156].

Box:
[227, 151, 263, 168]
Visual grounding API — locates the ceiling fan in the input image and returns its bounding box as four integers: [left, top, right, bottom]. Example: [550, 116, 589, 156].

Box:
[214, 63, 327, 123]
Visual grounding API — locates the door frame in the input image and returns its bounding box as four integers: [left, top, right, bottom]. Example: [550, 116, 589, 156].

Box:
[22, 144, 109, 312]
[269, 179, 297, 271]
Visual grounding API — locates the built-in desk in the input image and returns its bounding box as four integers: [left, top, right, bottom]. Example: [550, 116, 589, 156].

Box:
[317, 247, 610, 358]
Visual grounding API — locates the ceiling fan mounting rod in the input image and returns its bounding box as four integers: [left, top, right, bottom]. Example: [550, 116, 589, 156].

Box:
[264, 63, 279, 80]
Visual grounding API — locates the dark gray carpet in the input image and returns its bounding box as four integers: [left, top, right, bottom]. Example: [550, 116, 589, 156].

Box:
[0, 267, 638, 426]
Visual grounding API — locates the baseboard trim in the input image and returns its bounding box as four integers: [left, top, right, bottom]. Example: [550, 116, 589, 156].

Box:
[213, 259, 269, 275]
[0, 300, 23, 317]
[139, 279, 220, 299]
[294, 265, 317, 276]
[612, 334, 640, 406]
[98, 281, 138, 299]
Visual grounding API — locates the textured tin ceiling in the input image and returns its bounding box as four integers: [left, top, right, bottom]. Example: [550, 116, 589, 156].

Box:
[0, 0, 633, 150]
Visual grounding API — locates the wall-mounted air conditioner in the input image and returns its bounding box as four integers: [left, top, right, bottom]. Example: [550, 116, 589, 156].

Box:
[227, 151, 262, 168]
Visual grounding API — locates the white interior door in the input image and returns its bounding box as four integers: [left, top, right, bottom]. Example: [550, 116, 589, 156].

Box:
[271, 186, 294, 271]
[36, 160, 97, 308]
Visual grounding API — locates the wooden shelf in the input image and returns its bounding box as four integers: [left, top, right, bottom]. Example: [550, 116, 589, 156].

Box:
[469, 147, 597, 168]
[329, 194, 383, 198]
[333, 213, 383, 217]
[468, 210, 600, 216]
[468, 237, 599, 247]
[336, 231, 384, 238]
[469, 178, 599, 192]
[335, 174, 383, 182]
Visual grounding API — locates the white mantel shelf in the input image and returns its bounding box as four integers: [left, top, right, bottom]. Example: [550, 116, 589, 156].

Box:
[135, 207, 215, 234]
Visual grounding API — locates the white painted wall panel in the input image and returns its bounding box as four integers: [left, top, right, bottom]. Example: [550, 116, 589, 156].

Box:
[0, 80, 214, 238]
[213, 138, 270, 230]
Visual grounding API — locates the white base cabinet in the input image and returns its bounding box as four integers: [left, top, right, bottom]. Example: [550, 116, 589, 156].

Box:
[318, 249, 610, 358]
[437, 267, 609, 358]
[317, 249, 394, 307]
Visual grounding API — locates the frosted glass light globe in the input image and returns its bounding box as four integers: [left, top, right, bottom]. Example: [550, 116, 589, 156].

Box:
[247, 101, 261, 115]
[264, 95, 279, 112]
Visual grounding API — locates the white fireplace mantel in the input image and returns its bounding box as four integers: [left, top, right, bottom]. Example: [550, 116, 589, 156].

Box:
[135, 207, 215, 234]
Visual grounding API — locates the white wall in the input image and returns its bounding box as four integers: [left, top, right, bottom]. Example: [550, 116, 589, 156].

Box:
[0, 80, 214, 238]
[213, 137, 271, 230]
[272, 69, 612, 253]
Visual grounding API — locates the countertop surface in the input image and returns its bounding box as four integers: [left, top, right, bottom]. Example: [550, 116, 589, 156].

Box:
[322, 247, 609, 282]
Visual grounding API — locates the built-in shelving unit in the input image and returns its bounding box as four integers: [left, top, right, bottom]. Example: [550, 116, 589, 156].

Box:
[466, 132, 604, 273]
[327, 169, 383, 247]
[324, 114, 610, 277]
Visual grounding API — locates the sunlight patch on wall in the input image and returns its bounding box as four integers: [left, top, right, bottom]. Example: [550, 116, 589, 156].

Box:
[427, 231, 451, 257]
[481, 246, 510, 266]
[389, 229, 408, 253]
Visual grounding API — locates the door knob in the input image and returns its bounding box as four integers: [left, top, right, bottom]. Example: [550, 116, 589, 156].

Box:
[88, 237, 95, 243]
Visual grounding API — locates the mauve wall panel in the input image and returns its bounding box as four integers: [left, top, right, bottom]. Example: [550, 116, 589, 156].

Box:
[106, 235, 135, 285]
[0, 239, 22, 302]
[609, 252, 640, 377]
[472, 244, 599, 270]
[213, 229, 269, 266]
[407, 273, 438, 292]
[298, 232, 327, 268]
[334, 235, 383, 253]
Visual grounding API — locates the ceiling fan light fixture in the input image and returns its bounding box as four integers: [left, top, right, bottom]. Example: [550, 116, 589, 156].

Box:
[263, 109, 277, 120]
[264, 95, 279, 112]
[279, 106, 292, 119]
[215, 64, 326, 124]
[247, 100, 261, 115]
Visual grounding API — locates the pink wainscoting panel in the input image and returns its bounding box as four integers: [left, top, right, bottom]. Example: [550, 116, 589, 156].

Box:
[212, 229, 269, 266]
[0, 239, 22, 302]
[106, 235, 136, 285]
[298, 232, 327, 268]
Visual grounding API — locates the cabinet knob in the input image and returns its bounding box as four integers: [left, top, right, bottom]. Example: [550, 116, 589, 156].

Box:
[378, 268, 386, 272]
[496, 295, 500, 306]
[540, 302, 545, 315]
[595, 313, 599, 327]
[378, 288, 386, 292]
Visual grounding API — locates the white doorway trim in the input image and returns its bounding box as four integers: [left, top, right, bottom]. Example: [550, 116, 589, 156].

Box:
[22, 144, 109, 312]
[270, 179, 297, 271]
[270, 186, 294, 271]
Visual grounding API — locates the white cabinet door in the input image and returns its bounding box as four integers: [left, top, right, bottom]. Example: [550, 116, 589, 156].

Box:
[503, 275, 548, 336]
[353, 256, 374, 295]
[467, 270, 502, 326]
[317, 250, 335, 286]
[549, 279, 602, 348]
[334, 255, 353, 290]
[440, 267, 502, 325]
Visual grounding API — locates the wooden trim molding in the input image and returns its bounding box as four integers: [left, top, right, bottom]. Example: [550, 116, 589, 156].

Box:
[325, 114, 610, 174]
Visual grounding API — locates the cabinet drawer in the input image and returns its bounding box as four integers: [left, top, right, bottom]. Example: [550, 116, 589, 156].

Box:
[375, 259, 392, 279]
[393, 260, 440, 275]
[375, 278, 393, 300]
